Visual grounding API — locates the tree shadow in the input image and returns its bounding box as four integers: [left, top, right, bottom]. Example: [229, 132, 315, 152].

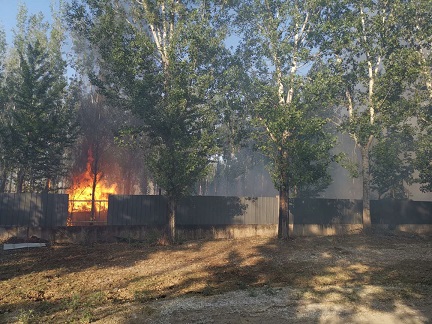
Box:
[1, 234, 431, 323]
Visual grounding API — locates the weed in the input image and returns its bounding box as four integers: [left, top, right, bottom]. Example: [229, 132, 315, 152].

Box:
[247, 288, 258, 297]
[17, 309, 34, 324]
[88, 291, 105, 305]
[263, 284, 276, 296]
[201, 285, 214, 296]
[134, 290, 151, 302]
[79, 309, 94, 323]
[237, 281, 248, 290]
[64, 294, 82, 311]
[142, 305, 156, 316]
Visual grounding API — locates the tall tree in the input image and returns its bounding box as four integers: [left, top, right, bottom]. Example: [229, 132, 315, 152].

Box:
[0, 26, 8, 192]
[398, 0, 432, 193]
[320, 0, 419, 225]
[1, 6, 77, 192]
[234, 0, 337, 238]
[67, 0, 230, 241]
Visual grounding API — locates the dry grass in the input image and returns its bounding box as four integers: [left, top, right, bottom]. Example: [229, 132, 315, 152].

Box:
[1, 233, 431, 323]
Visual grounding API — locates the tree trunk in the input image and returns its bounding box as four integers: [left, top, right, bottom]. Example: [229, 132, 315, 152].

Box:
[44, 178, 51, 193]
[0, 170, 7, 193]
[361, 145, 372, 228]
[17, 170, 25, 193]
[167, 198, 176, 243]
[91, 156, 99, 222]
[278, 188, 289, 239]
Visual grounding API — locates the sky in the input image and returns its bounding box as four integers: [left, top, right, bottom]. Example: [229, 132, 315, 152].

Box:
[0, 0, 59, 46]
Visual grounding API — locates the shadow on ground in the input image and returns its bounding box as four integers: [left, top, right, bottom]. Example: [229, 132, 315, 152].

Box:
[1, 234, 431, 323]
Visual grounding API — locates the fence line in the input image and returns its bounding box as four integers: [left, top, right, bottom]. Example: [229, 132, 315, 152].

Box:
[0, 193, 68, 227]
[1, 194, 431, 228]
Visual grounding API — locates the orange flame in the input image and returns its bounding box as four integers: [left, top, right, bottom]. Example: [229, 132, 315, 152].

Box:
[68, 150, 117, 213]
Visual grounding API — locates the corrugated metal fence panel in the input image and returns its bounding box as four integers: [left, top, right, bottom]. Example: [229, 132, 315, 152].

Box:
[181, 196, 279, 225]
[108, 195, 279, 226]
[108, 195, 167, 225]
[371, 200, 432, 224]
[291, 198, 363, 224]
[0, 193, 68, 227]
[45, 194, 68, 227]
[177, 196, 248, 225]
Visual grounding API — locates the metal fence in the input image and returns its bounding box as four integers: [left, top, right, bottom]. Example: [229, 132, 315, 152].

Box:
[0, 193, 68, 227]
[107, 195, 279, 225]
[1, 194, 431, 228]
[108, 196, 432, 226]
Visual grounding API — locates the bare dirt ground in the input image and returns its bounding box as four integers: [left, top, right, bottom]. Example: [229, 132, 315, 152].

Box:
[1, 233, 431, 323]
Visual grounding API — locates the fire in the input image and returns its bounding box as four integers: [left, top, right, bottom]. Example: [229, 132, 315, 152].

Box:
[68, 150, 117, 214]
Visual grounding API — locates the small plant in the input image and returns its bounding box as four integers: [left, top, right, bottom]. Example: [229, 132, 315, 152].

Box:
[263, 284, 276, 296]
[79, 309, 94, 323]
[64, 294, 82, 311]
[237, 281, 248, 290]
[201, 285, 214, 296]
[17, 309, 34, 324]
[247, 288, 258, 297]
[134, 290, 151, 302]
[141, 305, 156, 316]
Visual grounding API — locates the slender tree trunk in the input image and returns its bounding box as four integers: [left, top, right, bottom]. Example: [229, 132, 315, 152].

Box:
[361, 145, 372, 228]
[278, 187, 289, 239]
[44, 178, 51, 193]
[17, 170, 25, 193]
[0, 170, 7, 193]
[91, 154, 99, 222]
[167, 198, 176, 243]
[278, 149, 289, 239]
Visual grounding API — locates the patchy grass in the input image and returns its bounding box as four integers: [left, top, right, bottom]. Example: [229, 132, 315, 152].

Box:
[1, 234, 431, 323]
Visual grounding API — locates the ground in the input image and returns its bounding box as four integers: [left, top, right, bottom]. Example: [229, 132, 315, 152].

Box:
[1, 233, 431, 323]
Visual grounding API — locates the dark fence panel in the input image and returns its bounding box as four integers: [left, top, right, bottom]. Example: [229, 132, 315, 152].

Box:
[108, 195, 168, 226]
[291, 199, 362, 225]
[291, 198, 432, 225]
[291, 198, 363, 224]
[107, 196, 432, 226]
[371, 200, 432, 224]
[108, 196, 279, 226]
[0, 193, 68, 227]
[177, 196, 278, 225]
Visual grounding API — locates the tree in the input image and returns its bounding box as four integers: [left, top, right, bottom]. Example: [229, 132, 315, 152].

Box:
[0, 6, 77, 192]
[233, 0, 337, 238]
[67, 0, 230, 241]
[370, 126, 414, 199]
[320, 0, 419, 226]
[398, 0, 432, 193]
[0, 26, 9, 192]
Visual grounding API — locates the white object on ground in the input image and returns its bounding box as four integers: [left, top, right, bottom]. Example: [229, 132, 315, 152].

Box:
[3, 243, 47, 250]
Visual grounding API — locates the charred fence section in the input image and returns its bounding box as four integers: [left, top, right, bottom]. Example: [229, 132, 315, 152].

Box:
[107, 195, 278, 225]
[0, 193, 68, 227]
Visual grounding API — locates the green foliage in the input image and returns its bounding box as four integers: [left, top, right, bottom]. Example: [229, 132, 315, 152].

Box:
[0, 8, 77, 192]
[67, 0, 230, 202]
[255, 98, 336, 197]
[370, 127, 415, 199]
[233, 0, 337, 199]
[414, 105, 432, 192]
